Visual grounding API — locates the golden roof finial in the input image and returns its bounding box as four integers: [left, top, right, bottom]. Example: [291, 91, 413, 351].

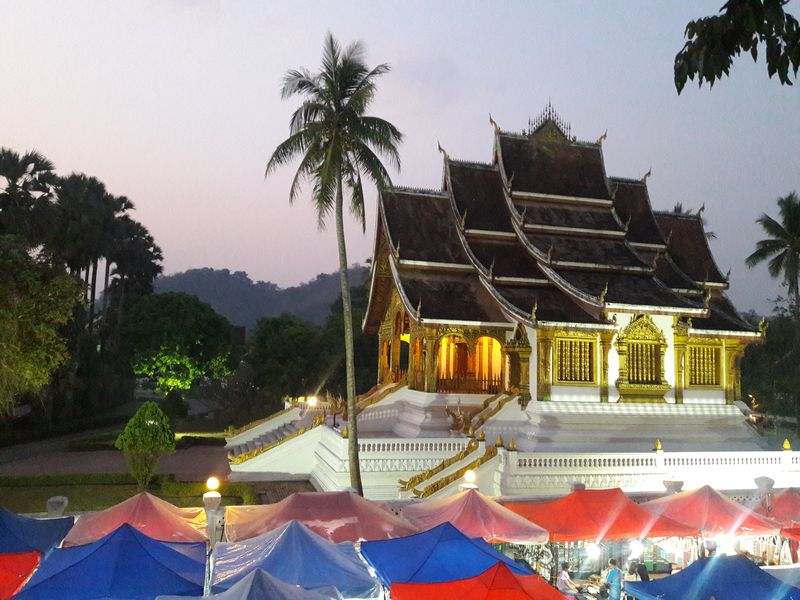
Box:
[477, 430, 485, 441]
[546, 243, 554, 264]
[460, 208, 468, 229]
[704, 288, 712, 309]
[393, 240, 400, 259]
[599, 281, 609, 304]
[624, 214, 632, 233]
[784, 438, 792, 451]
[758, 317, 768, 335]
[416, 298, 422, 319]
[437, 140, 449, 161]
[653, 438, 663, 452]
[596, 129, 608, 146]
[489, 113, 500, 133]
[651, 250, 661, 269]
[531, 300, 538, 322]
[467, 425, 475, 438]
[642, 167, 652, 183]
[507, 172, 515, 194]
[495, 435, 504, 447]
[508, 438, 517, 451]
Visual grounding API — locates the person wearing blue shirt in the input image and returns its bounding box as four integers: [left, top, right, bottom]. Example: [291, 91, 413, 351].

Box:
[605, 558, 623, 600]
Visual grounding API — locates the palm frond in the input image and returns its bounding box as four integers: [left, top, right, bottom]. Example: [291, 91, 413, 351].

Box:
[265, 130, 311, 176]
[352, 141, 393, 192]
[350, 116, 403, 169]
[756, 212, 791, 242]
[281, 68, 321, 99]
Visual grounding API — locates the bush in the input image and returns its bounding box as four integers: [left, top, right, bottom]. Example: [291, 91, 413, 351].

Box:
[115, 402, 176, 490]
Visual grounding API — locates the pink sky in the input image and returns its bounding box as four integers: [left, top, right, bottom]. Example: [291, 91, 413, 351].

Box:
[1, 1, 798, 313]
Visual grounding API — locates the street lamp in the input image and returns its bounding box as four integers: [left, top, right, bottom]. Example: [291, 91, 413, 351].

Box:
[460, 469, 478, 491]
[203, 476, 223, 548]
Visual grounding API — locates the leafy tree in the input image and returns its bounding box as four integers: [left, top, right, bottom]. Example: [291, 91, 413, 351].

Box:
[265, 33, 402, 495]
[675, 0, 800, 93]
[122, 292, 233, 408]
[246, 314, 321, 411]
[114, 401, 175, 489]
[0, 238, 82, 414]
[746, 192, 800, 315]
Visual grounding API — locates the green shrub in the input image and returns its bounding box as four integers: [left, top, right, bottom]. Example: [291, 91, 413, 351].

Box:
[0, 473, 138, 486]
[115, 402, 176, 490]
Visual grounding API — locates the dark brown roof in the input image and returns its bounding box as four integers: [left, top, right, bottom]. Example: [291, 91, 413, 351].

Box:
[610, 178, 667, 246]
[381, 190, 470, 264]
[695, 295, 756, 332]
[466, 238, 546, 278]
[491, 283, 603, 324]
[555, 269, 701, 309]
[397, 267, 507, 323]
[498, 134, 611, 200]
[447, 161, 514, 233]
[636, 250, 700, 292]
[525, 233, 648, 268]
[516, 200, 621, 231]
[655, 213, 727, 285]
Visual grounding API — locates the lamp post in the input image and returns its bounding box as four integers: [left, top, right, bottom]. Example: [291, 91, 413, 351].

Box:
[203, 476, 222, 548]
[460, 469, 478, 491]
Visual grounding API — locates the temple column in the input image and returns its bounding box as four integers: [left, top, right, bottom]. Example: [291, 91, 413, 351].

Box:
[724, 341, 743, 404]
[377, 334, 388, 384]
[673, 319, 689, 405]
[599, 332, 613, 402]
[518, 347, 532, 403]
[423, 332, 438, 393]
[536, 331, 553, 402]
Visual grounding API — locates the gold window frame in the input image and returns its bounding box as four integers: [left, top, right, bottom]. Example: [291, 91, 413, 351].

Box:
[553, 333, 598, 386]
[686, 341, 723, 388]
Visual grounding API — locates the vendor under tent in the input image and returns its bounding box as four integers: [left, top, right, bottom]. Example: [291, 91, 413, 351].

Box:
[158, 569, 330, 600]
[0, 551, 39, 600]
[640, 485, 780, 538]
[401, 489, 549, 544]
[212, 520, 380, 598]
[360, 522, 532, 587]
[390, 562, 566, 600]
[224, 490, 417, 543]
[15, 523, 206, 600]
[757, 488, 800, 525]
[625, 554, 800, 600]
[504, 488, 698, 542]
[0, 507, 73, 554]
[63, 492, 207, 546]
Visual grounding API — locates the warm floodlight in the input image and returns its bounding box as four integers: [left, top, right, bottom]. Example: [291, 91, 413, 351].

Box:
[206, 476, 220, 492]
[587, 543, 601, 559]
[464, 470, 476, 484]
[307, 396, 318, 407]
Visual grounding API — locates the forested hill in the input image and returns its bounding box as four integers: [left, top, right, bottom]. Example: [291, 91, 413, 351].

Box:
[154, 265, 369, 328]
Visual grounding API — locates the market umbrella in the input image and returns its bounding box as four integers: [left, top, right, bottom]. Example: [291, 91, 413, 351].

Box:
[0, 507, 73, 554]
[158, 569, 331, 600]
[757, 488, 800, 525]
[0, 551, 39, 600]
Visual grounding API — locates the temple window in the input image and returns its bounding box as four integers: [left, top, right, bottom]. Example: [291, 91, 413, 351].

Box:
[687, 344, 721, 386]
[627, 340, 661, 385]
[554, 336, 596, 384]
[436, 334, 502, 393]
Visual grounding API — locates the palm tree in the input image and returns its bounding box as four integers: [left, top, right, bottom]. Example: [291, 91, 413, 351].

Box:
[0, 148, 57, 244]
[746, 192, 800, 316]
[266, 33, 402, 495]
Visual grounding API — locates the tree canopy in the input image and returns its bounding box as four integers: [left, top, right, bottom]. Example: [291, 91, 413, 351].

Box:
[122, 292, 233, 395]
[675, 0, 800, 93]
[115, 401, 175, 489]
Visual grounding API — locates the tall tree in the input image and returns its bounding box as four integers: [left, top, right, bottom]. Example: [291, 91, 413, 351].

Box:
[746, 192, 800, 315]
[265, 33, 402, 494]
[675, 0, 800, 93]
[0, 148, 57, 245]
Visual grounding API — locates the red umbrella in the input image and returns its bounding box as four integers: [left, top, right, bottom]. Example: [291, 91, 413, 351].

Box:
[505, 488, 698, 542]
[756, 488, 800, 526]
[0, 551, 39, 600]
[391, 562, 567, 600]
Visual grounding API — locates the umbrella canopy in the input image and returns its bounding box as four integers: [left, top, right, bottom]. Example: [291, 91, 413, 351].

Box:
[360, 522, 531, 587]
[63, 492, 207, 546]
[158, 569, 330, 600]
[402, 489, 548, 544]
[765, 565, 800, 588]
[15, 524, 206, 600]
[782, 527, 800, 541]
[0, 507, 73, 554]
[505, 488, 697, 542]
[224, 490, 417, 543]
[212, 520, 379, 598]
[391, 562, 566, 600]
[641, 485, 780, 537]
[757, 488, 800, 526]
[625, 555, 800, 600]
[0, 551, 40, 600]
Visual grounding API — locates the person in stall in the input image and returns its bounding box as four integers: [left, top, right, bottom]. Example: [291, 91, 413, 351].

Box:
[556, 562, 580, 596]
[623, 561, 642, 599]
[605, 558, 624, 600]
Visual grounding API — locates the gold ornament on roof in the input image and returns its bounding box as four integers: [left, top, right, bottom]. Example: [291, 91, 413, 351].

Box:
[596, 130, 608, 146]
[507, 172, 515, 194]
[415, 298, 422, 319]
[489, 113, 500, 133]
[460, 208, 468, 229]
[495, 435, 504, 447]
[642, 167, 652, 183]
[530, 300, 538, 322]
[784, 438, 792, 451]
[599, 282, 609, 305]
[437, 140, 449, 161]
[508, 438, 517, 451]
[653, 439, 663, 452]
[758, 318, 768, 335]
[624, 214, 632, 233]
[477, 430, 485, 441]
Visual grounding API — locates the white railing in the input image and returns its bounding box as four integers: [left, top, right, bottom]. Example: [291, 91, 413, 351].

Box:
[358, 439, 468, 454]
[503, 449, 800, 496]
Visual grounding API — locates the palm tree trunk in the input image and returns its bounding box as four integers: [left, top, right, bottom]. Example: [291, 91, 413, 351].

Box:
[336, 178, 363, 495]
[102, 259, 111, 312]
[88, 258, 98, 328]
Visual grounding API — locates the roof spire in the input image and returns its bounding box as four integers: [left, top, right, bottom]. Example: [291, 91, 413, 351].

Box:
[599, 281, 609, 304]
[437, 140, 449, 161]
[526, 101, 571, 139]
[642, 167, 652, 183]
[531, 300, 538, 322]
[489, 113, 500, 133]
[416, 298, 422, 319]
[460, 208, 468, 229]
[624, 214, 632, 233]
[697, 203, 706, 217]
[506, 172, 515, 194]
[596, 129, 608, 145]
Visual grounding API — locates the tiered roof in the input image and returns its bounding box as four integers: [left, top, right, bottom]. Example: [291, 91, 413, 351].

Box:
[364, 109, 756, 337]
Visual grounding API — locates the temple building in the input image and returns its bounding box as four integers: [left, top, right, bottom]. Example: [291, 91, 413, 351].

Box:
[226, 107, 794, 501]
[363, 104, 762, 406]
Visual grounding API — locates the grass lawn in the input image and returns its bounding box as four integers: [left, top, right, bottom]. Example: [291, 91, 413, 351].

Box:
[0, 474, 257, 513]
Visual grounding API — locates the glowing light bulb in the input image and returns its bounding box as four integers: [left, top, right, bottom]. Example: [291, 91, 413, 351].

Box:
[587, 543, 601, 559]
[206, 476, 220, 492]
[464, 470, 477, 484]
[629, 539, 644, 559]
[307, 396, 318, 407]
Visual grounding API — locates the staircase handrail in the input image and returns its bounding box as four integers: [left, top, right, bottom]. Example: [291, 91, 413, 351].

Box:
[413, 443, 499, 498]
[228, 414, 325, 465]
[399, 438, 479, 492]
